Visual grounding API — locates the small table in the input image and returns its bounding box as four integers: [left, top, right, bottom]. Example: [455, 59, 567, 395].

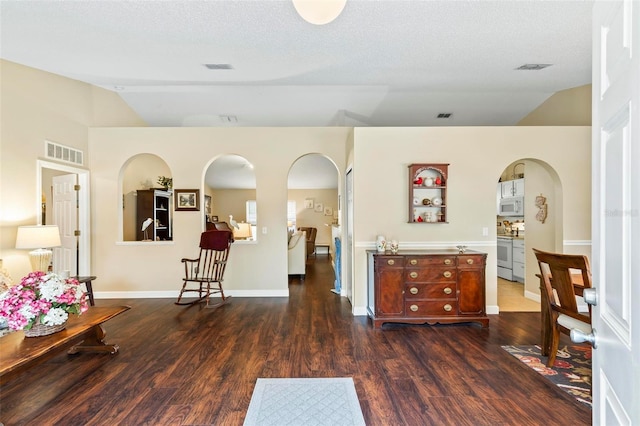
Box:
[315, 244, 330, 256]
[0, 305, 130, 385]
[73, 276, 96, 306]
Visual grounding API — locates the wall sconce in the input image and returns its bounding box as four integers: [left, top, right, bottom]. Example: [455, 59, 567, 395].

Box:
[15, 225, 62, 272]
[293, 0, 347, 25]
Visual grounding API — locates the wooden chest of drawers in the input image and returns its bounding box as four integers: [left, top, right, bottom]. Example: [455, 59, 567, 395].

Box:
[367, 250, 489, 329]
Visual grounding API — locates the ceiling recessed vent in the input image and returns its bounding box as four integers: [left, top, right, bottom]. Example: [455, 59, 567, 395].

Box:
[515, 63, 552, 71]
[44, 140, 84, 165]
[436, 113, 453, 119]
[220, 115, 238, 123]
[204, 63, 233, 70]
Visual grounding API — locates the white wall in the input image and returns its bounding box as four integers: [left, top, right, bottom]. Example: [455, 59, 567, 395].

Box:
[89, 127, 349, 297]
[351, 127, 591, 315]
[0, 60, 145, 279]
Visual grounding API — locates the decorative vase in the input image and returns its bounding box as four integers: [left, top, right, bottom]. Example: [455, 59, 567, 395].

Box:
[24, 320, 67, 338]
[376, 235, 386, 252]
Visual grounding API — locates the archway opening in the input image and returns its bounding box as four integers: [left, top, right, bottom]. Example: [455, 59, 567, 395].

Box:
[120, 154, 172, 242]
[204, 154, 257, 241]
[496, 158, 563, 312]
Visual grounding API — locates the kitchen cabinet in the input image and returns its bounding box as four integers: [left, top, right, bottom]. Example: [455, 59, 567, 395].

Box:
[137, 189, 172, 241]
[500, 178, 525, 198]
[409, 163, 449, 223]
[512, 239, 525, 283]
[367, 250, 489, 328]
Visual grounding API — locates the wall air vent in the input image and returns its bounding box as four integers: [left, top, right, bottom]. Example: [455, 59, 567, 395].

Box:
[204, 63, 233, 70]
[515, 64, 552, 71]
[44, 140, 84, 166]
[436, 113, 453, 119]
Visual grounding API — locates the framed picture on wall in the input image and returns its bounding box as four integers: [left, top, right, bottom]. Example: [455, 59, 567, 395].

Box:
[324, 206, 333, 216]
[314, 202, 323, 213]
[304, 198, 314, 209]
[175, 189, 200, 211]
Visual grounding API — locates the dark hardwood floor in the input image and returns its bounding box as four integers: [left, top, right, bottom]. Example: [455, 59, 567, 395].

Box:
[0, 255, 591, 425]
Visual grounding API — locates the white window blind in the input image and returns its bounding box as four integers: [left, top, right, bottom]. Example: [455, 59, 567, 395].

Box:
[246, 201, 257, 225]
[287, 201, 296, 227]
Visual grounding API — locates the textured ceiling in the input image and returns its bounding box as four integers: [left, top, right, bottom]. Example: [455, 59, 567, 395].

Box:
[0, 0, 594, 128]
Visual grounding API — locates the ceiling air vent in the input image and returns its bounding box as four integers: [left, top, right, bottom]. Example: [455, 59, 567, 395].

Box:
[44, 140, 83, 166]
[204, 63, 233, 70]
[515, 64, 552, 71]
[436, 113, 453, 119]
[220, 115, 238, 123]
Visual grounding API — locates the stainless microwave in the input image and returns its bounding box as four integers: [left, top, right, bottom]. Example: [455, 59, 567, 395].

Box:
[499, 196, 524, 216]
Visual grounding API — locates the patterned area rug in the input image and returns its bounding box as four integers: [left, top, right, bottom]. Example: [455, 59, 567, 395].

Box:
[244, 378, 366, 426]
[502, 344, 592, 407]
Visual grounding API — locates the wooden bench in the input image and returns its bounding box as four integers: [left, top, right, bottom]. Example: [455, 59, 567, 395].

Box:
[0, 305, 130, 385]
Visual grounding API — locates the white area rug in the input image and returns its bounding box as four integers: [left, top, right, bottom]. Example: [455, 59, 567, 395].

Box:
[244, 378, 366, 426]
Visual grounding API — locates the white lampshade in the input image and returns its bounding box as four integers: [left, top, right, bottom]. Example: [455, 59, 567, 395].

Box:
[16, 225, 61, 272]
[293, 0, 347, 25]
[233, 222, 253, 240]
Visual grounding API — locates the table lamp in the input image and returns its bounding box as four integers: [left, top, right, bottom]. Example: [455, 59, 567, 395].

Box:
[15, 225, 62, 272]
[233, 222, 253, 240]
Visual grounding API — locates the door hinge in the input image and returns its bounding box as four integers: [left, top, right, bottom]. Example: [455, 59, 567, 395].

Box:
[74, 230, 81, 237]
[74, 184, 81, 191]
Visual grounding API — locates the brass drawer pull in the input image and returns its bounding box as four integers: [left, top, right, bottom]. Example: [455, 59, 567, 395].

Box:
[410, 304, 419, 312]
[409, 271, 418, 279]
[387, 259, 395, 266]
[443, 304, 452, 312]
[410, 287, 419, 295]
[443, 271, 452, 278]
[467, 258, 474, 265]
[410, 259, 418, 265]
[444, 259, 452, 265]
[443, 287, 452, 295]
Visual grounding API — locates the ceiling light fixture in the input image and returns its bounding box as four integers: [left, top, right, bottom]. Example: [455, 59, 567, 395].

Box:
[293, 0, 347, 25]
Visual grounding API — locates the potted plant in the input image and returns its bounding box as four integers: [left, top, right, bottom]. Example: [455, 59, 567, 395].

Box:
[0, 272, 89, 337]
[157, 176, 173, 190]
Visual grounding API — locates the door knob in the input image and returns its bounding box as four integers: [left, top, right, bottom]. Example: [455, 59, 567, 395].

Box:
[582, 288, 598, 306]
[570, 328, 597, 349]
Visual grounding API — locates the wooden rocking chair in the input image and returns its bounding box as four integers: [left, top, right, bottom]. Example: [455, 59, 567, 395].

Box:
[176, 230, 234, 308]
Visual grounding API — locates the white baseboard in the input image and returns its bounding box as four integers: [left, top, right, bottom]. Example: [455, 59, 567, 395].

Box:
[95, 289, 290, 300]
[487, 305, 499, 315]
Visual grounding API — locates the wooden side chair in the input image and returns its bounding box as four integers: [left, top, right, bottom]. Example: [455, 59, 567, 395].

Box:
[533, 248, 592, 366]
[298, 227, 317, 258]
[176, 230, 233, 308]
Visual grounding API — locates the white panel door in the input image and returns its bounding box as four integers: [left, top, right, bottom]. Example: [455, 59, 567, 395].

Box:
[592, 1, 639, 424]
[52, 174, 78, 275]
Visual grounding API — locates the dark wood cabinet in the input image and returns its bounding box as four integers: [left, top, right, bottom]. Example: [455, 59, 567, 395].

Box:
[136, 189, 172, 241]
[374, 256, 404, 317]
[409, 163, 449, 223]
[367, 250, 488, 329]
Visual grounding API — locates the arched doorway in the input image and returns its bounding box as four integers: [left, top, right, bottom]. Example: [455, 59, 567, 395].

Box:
[497, 158, 563, 312]
[287, 154, 340, 286]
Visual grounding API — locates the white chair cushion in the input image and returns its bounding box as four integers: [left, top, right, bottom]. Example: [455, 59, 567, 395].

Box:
[557, 314, 591, 334]
[288, 232, 302, 249]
